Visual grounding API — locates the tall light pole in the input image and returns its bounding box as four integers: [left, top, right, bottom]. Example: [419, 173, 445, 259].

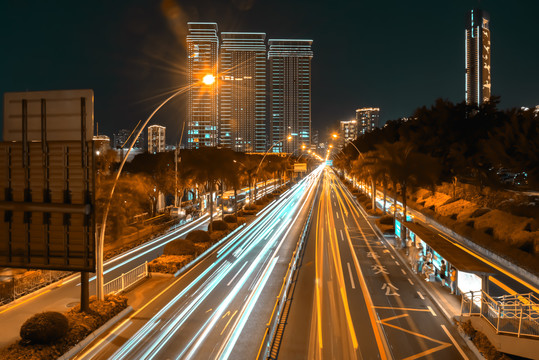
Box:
[96, 76, 215, 300]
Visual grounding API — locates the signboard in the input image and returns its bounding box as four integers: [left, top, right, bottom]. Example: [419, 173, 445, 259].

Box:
[325, 160, 333, 166]
[0, 90, 95, 272]
[294, 163, 307, 173]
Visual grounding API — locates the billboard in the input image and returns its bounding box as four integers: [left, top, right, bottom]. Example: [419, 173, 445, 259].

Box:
[294, 163, 307, 172]
[0, 90, 95, 272]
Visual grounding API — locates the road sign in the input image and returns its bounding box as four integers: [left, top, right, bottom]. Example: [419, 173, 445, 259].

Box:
[325, 160, 333, 166]
[0, 90, 95, 272]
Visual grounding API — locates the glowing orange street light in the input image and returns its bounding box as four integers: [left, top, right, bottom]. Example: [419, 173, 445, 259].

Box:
[332, 133, 338, 139]
[287, 135, 292, 140]
[202, 74, 215, 85]
[301, 144, 306, 150]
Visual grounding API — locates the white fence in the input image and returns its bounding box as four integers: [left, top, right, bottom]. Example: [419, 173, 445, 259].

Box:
[104, 262, 149, 295]
[461, 290, 539, 338]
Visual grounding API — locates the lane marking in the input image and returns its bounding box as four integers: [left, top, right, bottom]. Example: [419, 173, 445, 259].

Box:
[417, 291, 425, 300]
[347, 262, 356, 289]
[340, 229, 344, 242]
[220, 310, 238, 335]
[408, 278, 415, 286]
[441, 324, 469, 360]
[394, 261, 400, 266]
[336, 212, 339, 219]
[427, 306, 437, 317]
[226, 261, 248, 286]
[390, 255, 395, 260]
[401, 269, 407, 275]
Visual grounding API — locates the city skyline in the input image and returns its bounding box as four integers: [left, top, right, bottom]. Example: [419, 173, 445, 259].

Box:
[465, 8, 491, 106]
[1, 1, 537, 144]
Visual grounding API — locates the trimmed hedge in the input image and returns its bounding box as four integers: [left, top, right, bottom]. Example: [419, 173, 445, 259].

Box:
[163, 239, 196, 256]
[211, 220, 228, 231]
[186, 230, 211, 243]
[20, 311, 69, 344]
[223, 215, 237, 223]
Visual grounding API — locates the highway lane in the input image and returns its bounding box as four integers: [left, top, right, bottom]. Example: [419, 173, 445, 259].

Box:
[280, 168, 474, 359]
[0, 179, 282, 349]
[74, 166, 323, 360]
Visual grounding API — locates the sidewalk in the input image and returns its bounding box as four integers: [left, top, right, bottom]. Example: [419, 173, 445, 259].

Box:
[0, 272, 175, 349]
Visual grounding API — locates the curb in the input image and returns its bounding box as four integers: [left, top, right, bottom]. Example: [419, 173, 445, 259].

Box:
[57, 305, 134, 360]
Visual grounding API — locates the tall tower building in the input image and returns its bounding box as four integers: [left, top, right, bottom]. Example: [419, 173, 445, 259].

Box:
[465, 9, 491, 106]
[268, 39, 313, 154]
[220, 32, 266, 152]
[148, 125, 166, 154]
[356, 107, 380, 135]
[186, 22, 219, 149]
[339, 119, 358, 148]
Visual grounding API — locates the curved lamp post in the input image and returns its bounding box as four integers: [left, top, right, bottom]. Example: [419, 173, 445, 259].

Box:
[96, 76, 215, 300]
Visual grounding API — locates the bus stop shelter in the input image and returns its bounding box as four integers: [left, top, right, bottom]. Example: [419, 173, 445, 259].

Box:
[402, 221, 497, 295]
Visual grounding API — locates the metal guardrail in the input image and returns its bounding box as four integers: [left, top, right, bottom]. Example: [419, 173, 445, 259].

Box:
[461, 290, 539, 338]
[264, 191, 316, 359]
[103, 262, 149, 295]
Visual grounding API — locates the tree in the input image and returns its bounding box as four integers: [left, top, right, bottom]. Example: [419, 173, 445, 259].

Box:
[376, 141, 441, 220]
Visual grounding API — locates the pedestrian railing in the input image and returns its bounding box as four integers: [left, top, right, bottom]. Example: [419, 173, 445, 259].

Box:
[103, 262, 149, 295]
[461, 290, 539, 338]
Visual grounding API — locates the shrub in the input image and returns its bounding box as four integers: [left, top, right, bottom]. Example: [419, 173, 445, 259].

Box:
[237, 217, 247, 224]
[163, 239, 196, 256]
[20, 311, 69, 344]
[211, 220, 228, 231]
[466, 220, 475, 228]
[379, 215, 394, 225]
[244, 204, 257, 210]
[186, 230, 211, 243]
[224, 215, 237, 223]
[470, 207, 491, 218]
[366, 203, 372, 210]
[484, 227, 494, 236]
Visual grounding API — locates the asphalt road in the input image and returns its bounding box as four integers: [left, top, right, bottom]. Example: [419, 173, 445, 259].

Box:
[279, 168, 475, 360]
[74, 167, 323, 360]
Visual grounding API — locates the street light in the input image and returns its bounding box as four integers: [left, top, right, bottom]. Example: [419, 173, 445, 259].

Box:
[95, 74, 214, 301]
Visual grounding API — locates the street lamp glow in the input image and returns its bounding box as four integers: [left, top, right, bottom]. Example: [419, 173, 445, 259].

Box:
[332, 133, 338, 139]
[202, 74, 215, 85]
[287, 135, 292, 140]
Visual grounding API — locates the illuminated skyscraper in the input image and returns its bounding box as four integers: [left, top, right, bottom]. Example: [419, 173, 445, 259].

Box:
[356, 107, 380, 135]
[465, 9, 491, 106]
[268, 39, 313, 153]
[339, 119, 358, 149]
[148, 125, 166, 154]
[186, 22, 219, 149]
[220, 32, 266, 152]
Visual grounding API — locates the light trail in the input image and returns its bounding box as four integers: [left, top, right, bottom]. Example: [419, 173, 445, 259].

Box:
[90, 167, 323, 360]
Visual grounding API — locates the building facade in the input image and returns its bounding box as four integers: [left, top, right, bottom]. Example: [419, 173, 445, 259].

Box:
[356, 107, 380, 135]
[186, 22, 219, 149]
[113, 128, 144, 149]
[465, 9, 491, 106]
[148, 125, 166, 154]
[220, 32, 266, 152]
[339, 119, 358, 148]
[268, 39, 313, 154]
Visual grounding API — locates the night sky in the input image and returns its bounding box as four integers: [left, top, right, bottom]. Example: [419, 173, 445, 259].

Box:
[1, 0, 538, 144]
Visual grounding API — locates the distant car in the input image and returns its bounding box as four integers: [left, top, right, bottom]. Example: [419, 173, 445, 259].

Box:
[170, 207, 185, 217]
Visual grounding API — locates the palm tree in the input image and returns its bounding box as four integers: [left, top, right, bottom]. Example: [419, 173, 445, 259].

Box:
[376, 141, 441, 220]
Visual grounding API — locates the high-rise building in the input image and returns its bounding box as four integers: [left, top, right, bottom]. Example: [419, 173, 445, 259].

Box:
[220, 32, 266, 152]
[113, 129, 144, 149]
[148, 125, 166, 154]
[465, 9, 491, 106]
[356, 107, 380, 135]
[268, 39, 313, 154]
[339, 119, 358, 148]
[186, 22, 219, 149]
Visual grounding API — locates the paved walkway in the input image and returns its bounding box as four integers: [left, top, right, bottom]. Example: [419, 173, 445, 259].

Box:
[0, 272, 175, 349]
